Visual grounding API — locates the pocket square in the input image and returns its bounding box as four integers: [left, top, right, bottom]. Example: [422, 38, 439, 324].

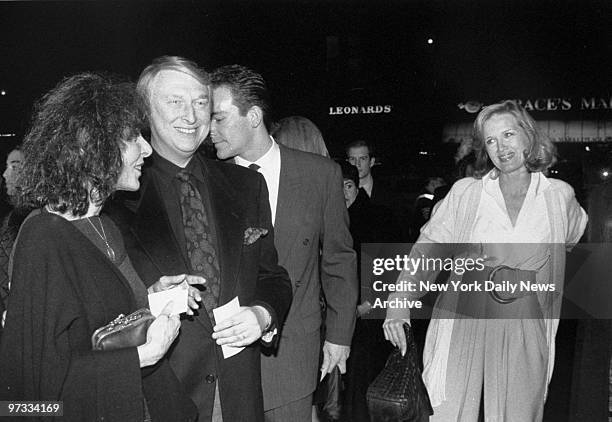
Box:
[244, 227, 269, 245]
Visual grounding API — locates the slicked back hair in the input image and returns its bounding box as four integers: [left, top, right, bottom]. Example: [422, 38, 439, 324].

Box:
[211, 64, 272, 130]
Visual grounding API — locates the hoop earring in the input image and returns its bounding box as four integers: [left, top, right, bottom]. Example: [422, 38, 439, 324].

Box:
[90, 186, 103, 204]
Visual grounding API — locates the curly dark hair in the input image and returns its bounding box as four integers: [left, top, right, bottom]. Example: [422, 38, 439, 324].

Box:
[17, 72, 146, 216]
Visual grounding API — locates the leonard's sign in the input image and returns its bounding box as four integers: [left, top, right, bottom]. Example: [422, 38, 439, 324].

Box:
[328, 105, 392, 115]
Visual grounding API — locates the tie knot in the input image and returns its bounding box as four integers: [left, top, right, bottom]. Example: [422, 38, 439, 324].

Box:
[177, 169, 190, 182]
[248, 163, 260, 172]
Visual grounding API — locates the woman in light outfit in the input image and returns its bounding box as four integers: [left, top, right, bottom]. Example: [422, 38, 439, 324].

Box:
[384, 100, 587, 421]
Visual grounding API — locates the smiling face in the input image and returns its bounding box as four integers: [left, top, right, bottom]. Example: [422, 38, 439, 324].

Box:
[116, 134, 152, 191]
[483, 113, 531, 177]
[148, 70, 210, 167]
[210, 85, 255, 160]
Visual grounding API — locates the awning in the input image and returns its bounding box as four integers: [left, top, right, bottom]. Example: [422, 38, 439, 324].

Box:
[443, 120, 612, 143]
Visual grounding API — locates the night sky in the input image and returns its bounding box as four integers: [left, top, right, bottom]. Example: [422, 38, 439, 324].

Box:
[1, 0, 611, 174]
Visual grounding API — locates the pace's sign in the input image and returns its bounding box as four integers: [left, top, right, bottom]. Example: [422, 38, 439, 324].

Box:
[458, 97, 612, 113]
[443, 120, 612, 144]
[328, 105, 392, 115]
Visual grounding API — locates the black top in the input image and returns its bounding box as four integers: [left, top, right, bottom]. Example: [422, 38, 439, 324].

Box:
[72, 215, 148, 309]
[0, 212, 196, 421]
[348, 188, 397, 247]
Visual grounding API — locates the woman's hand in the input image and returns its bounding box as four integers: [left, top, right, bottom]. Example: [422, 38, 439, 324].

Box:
[383, 318, 409, 356]
[148, 274, 205, 316]
[137, 302, 181, 368]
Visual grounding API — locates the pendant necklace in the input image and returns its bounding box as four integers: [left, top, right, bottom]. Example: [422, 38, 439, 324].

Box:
[86, 217, 116, 262]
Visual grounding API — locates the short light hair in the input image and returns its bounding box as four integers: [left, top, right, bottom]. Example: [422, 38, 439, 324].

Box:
[137, 56, 210, 113]
[472, 99, 556, 177]
[345, 139, 374, 158]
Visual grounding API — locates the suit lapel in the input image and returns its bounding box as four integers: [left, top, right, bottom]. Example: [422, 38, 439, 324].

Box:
[132, 177, 189, 276]
[202, 161, 245, 304]
[274, 146, 306, 264]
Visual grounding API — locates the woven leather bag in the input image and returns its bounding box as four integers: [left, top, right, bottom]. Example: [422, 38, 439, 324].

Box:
[91, 308, 155, 351]
[366, 323, 433, 422]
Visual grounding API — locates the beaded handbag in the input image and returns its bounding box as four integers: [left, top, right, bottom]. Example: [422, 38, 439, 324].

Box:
[91, 308, 155, 351]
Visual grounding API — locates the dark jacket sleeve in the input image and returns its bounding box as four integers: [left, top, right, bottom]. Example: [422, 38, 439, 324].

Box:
[250, 173, 292, 336]
[321, 162, 358, 345]
[0, 217, 145, 422]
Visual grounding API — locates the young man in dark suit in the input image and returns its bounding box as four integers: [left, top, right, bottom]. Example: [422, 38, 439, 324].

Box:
[210, 65, 358, 422]
[112, 56, 292, 422]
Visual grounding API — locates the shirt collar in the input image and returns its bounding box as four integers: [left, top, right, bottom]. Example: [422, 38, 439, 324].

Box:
[151, 150, 205, 183]
[482, 170, 550, 197]
[235, 136, 279, 169]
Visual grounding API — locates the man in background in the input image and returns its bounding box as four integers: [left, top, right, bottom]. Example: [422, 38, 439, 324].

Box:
[0, 147, 24, 337]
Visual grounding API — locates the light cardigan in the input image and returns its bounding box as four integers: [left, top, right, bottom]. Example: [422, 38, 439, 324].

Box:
[388, 173, 587, 407]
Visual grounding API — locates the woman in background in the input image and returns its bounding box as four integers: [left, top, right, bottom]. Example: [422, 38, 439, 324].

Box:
[272, 116, 330, 157]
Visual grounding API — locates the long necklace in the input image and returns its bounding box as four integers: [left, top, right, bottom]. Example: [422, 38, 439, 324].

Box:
[86, 217, 116, 262]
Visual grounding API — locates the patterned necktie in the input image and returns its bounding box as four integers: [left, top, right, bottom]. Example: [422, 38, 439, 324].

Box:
[248, 163, 260, 172]
[177, 169, 220, 323]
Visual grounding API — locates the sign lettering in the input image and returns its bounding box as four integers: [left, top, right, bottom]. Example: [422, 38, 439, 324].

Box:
[328, 105, 392, 115]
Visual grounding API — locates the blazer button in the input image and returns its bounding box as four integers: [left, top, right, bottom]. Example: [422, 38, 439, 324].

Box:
[302, 238, 309, 246]
[205, 374, 216, 384]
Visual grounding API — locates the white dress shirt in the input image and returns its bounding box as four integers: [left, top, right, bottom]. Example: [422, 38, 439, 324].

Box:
[235, 137, 281, 225]
[472, 171, 551, 273]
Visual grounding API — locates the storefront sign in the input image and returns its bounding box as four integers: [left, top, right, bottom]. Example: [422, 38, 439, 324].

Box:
[458, 97, 612, 113]
[328, 105, 392, 115]
[443, 120, 612, 143]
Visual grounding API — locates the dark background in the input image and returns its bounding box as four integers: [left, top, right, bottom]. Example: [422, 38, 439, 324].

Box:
[0, 1, 610, 420]
[1, 0, 611, 163]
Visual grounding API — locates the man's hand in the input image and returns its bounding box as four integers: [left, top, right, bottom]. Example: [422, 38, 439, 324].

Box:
[212, 306, 263, 347]
[320, 341, 350, 381]
[357, 300, 372, 318]
[147, 274, 205, 316]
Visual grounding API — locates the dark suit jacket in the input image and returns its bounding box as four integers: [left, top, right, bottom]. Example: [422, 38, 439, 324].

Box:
[107, 153, 292, 422]
[260, 145, 358, 410]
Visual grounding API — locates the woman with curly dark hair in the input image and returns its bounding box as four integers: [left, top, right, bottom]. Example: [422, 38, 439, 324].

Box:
[0, 73, 202, 421]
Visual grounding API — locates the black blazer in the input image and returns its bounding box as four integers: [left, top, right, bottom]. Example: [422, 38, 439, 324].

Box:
[109, 153, 292, 422]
